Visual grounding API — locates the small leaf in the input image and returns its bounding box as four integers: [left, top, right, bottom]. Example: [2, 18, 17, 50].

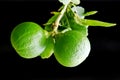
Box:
[60, 12, 72, 28]
[44, 12, 59, 31]
[60, 7, 88, 36]
[83, 11, 98, 16]
[72, 6, 85, 18]
[81, 19, 116, 27]
[44, 12, 59, 25]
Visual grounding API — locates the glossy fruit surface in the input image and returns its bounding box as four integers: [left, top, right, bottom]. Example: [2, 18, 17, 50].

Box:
[11, 22, 46, 59]
[54, 30, 91, 67]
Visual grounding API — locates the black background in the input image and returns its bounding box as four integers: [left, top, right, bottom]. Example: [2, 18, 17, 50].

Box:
[0, 0, 120, 80]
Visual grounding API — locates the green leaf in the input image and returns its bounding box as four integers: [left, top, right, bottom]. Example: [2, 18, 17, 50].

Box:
[72, 6, 85, 18]
[81, 19, 116, 27]
[60, 13, 72, 28]
[60, 7, 75, 28]
[60, 7, 88, 36]
[59, 0, 80, 5]
[83, 11, 98, 16]
[44, 12, 59, 26]
[44, 12, 59, 31]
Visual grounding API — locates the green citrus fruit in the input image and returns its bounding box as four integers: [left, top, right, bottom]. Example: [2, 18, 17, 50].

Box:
[11, 22, 46, 59]
[40, 31, 54, 59]
[54, 30, 91, 67]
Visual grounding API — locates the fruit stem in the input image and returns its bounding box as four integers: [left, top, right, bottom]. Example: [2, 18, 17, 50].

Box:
[52, 3, 69, 34]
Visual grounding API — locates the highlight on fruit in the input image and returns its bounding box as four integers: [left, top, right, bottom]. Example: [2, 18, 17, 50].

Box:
[10, 0, 116, 67]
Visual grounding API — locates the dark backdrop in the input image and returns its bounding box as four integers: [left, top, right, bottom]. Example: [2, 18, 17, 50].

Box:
[0, 0, 120, 80]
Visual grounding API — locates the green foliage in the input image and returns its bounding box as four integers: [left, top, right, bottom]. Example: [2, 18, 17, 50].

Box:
[44, 12, 59, 31]
[81, 19, 116, 27]
[10, 0, 116, 67]
[60, 7, 88, 36]
[83, 11, 98, 17]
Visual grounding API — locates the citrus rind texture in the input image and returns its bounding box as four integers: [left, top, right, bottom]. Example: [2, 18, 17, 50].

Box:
[54, 30, 91, 67]
[11, 22, 46, 59]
